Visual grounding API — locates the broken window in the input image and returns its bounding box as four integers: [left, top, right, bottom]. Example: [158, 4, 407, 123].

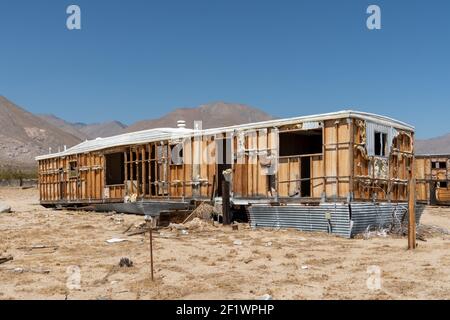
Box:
[170, 143, 183, 166]
[105, 153, 125, 185]
[69, 160, 78, 178]
[374, 132, 387, 157]
[279, 129, 322, 157]
[432, 161, 447, 169]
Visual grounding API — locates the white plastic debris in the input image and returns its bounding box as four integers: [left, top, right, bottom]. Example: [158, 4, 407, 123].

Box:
[180, 230, 189, 235]
[260, 294, 273, 300]
[233, 240, 242, 246]
[0, 203, 11, 213]
[13, 267, 24, 273]
[265, 241, 273, 247]
[106, 238, 127, 244]
[301, 265, 309, 270]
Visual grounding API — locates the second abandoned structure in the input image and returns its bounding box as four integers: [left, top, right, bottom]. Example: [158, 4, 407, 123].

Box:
[415, 154, 450, 205]
[36, 110, 421, 237]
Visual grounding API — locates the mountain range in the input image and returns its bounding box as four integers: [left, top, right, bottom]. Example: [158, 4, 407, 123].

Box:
[0, 95, 449, 170]
[0, 96, 273, 169]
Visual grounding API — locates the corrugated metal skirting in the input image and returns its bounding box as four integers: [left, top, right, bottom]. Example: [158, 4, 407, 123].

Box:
[248, 202, 424, 238]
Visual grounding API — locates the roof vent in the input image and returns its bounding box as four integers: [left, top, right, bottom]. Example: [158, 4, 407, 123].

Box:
[177, 120, 186, 129]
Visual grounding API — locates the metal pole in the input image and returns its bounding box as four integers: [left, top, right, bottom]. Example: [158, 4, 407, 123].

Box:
[408, 157, 416, 250]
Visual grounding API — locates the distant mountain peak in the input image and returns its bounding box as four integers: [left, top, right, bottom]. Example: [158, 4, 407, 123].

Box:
[0, 97, 81, 167]
[416, 133, 450, 155]
[0, 97, 276, 169]
[125, 102, 274, 132]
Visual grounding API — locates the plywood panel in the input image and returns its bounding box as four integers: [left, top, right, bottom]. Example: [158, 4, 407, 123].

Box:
[312, 155, 323, 198]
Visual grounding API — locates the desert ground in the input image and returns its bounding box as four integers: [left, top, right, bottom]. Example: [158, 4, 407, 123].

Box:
[0, 187, 449, 300]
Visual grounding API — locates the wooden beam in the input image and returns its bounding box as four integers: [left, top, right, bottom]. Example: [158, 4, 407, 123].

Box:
[408, 156, 416, 250]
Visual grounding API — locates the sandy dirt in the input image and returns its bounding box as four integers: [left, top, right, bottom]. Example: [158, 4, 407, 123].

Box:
[0, 187, 449, 300]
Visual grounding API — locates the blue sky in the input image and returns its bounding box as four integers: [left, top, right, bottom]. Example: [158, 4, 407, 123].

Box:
[0, 0, 449, 138]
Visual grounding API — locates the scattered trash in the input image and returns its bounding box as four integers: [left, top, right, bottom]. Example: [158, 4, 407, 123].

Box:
[259, 294, 273, 300]
[168, 223, 186, 231]
[112, 216, 124, 224]
[363, 227, 388, 240]
[17, 244, 59, 254]
[180, 230, 189, 235]
[0, 255, 13, 265]
[159, 232, 170, 238]
[265, 241, 272, 247]
[301, 265, 309, 270]
[0, 202, 11, 213]
[183, 202, 218, 223]
[119, 257, 133, 268]
[233, 240, 242, 246]
[123, 223, 134, 234]
[106, 238, 128, 244]
[416, 224, 450, 240]
[9, 267, 49, 274]
[184, 218, 208, 231]
[30, 268, 50, 274]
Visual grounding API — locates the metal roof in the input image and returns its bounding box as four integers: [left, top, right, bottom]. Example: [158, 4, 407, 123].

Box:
[415, 154, 450, 158]
[35, 127, 194, 161]
[36, 109, 414, 161]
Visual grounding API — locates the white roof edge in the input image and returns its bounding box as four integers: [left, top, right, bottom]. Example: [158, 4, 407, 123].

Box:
[36, 110, 414, 161]
[415, 153, 450, 157]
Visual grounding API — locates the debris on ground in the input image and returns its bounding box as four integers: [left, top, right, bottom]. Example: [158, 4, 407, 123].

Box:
[17, 244, 59, 254]
[363, 228, 388, 240]
[119, 257, 133, 268]
[359, 222, 450, 241]
[180, 230, 189, 235]
[124, 221, 148, 236]
[111, 216, 124, 224]
[259, 294, 273, 300]
[184, 217, 210, 231]
[182, 202, 218, 224]
[168, 223, 186, 231]
[106, 238, 128, 244]
[0, 255, 13, 265]
[9, 267, 50, 274]
[417, 224, 450, 238]
[0, 202, 11, 213]
[233, 240, 243, 246]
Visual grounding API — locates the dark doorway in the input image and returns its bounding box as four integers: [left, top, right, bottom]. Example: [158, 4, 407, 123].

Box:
[105, 153, 125, 185]
[300, 157, 311, 197]
[216, 138, 232, 197]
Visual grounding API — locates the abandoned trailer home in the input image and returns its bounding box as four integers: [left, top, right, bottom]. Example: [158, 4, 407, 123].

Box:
[36, 110, 423, 238]
[415, 154, 450, 205]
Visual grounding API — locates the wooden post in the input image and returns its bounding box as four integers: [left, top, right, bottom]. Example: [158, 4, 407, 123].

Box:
[408, 156, 416, 250]
[149, 225, 154, 281]
[145, 216, 155, 281]
[222, 180, 231, 225]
